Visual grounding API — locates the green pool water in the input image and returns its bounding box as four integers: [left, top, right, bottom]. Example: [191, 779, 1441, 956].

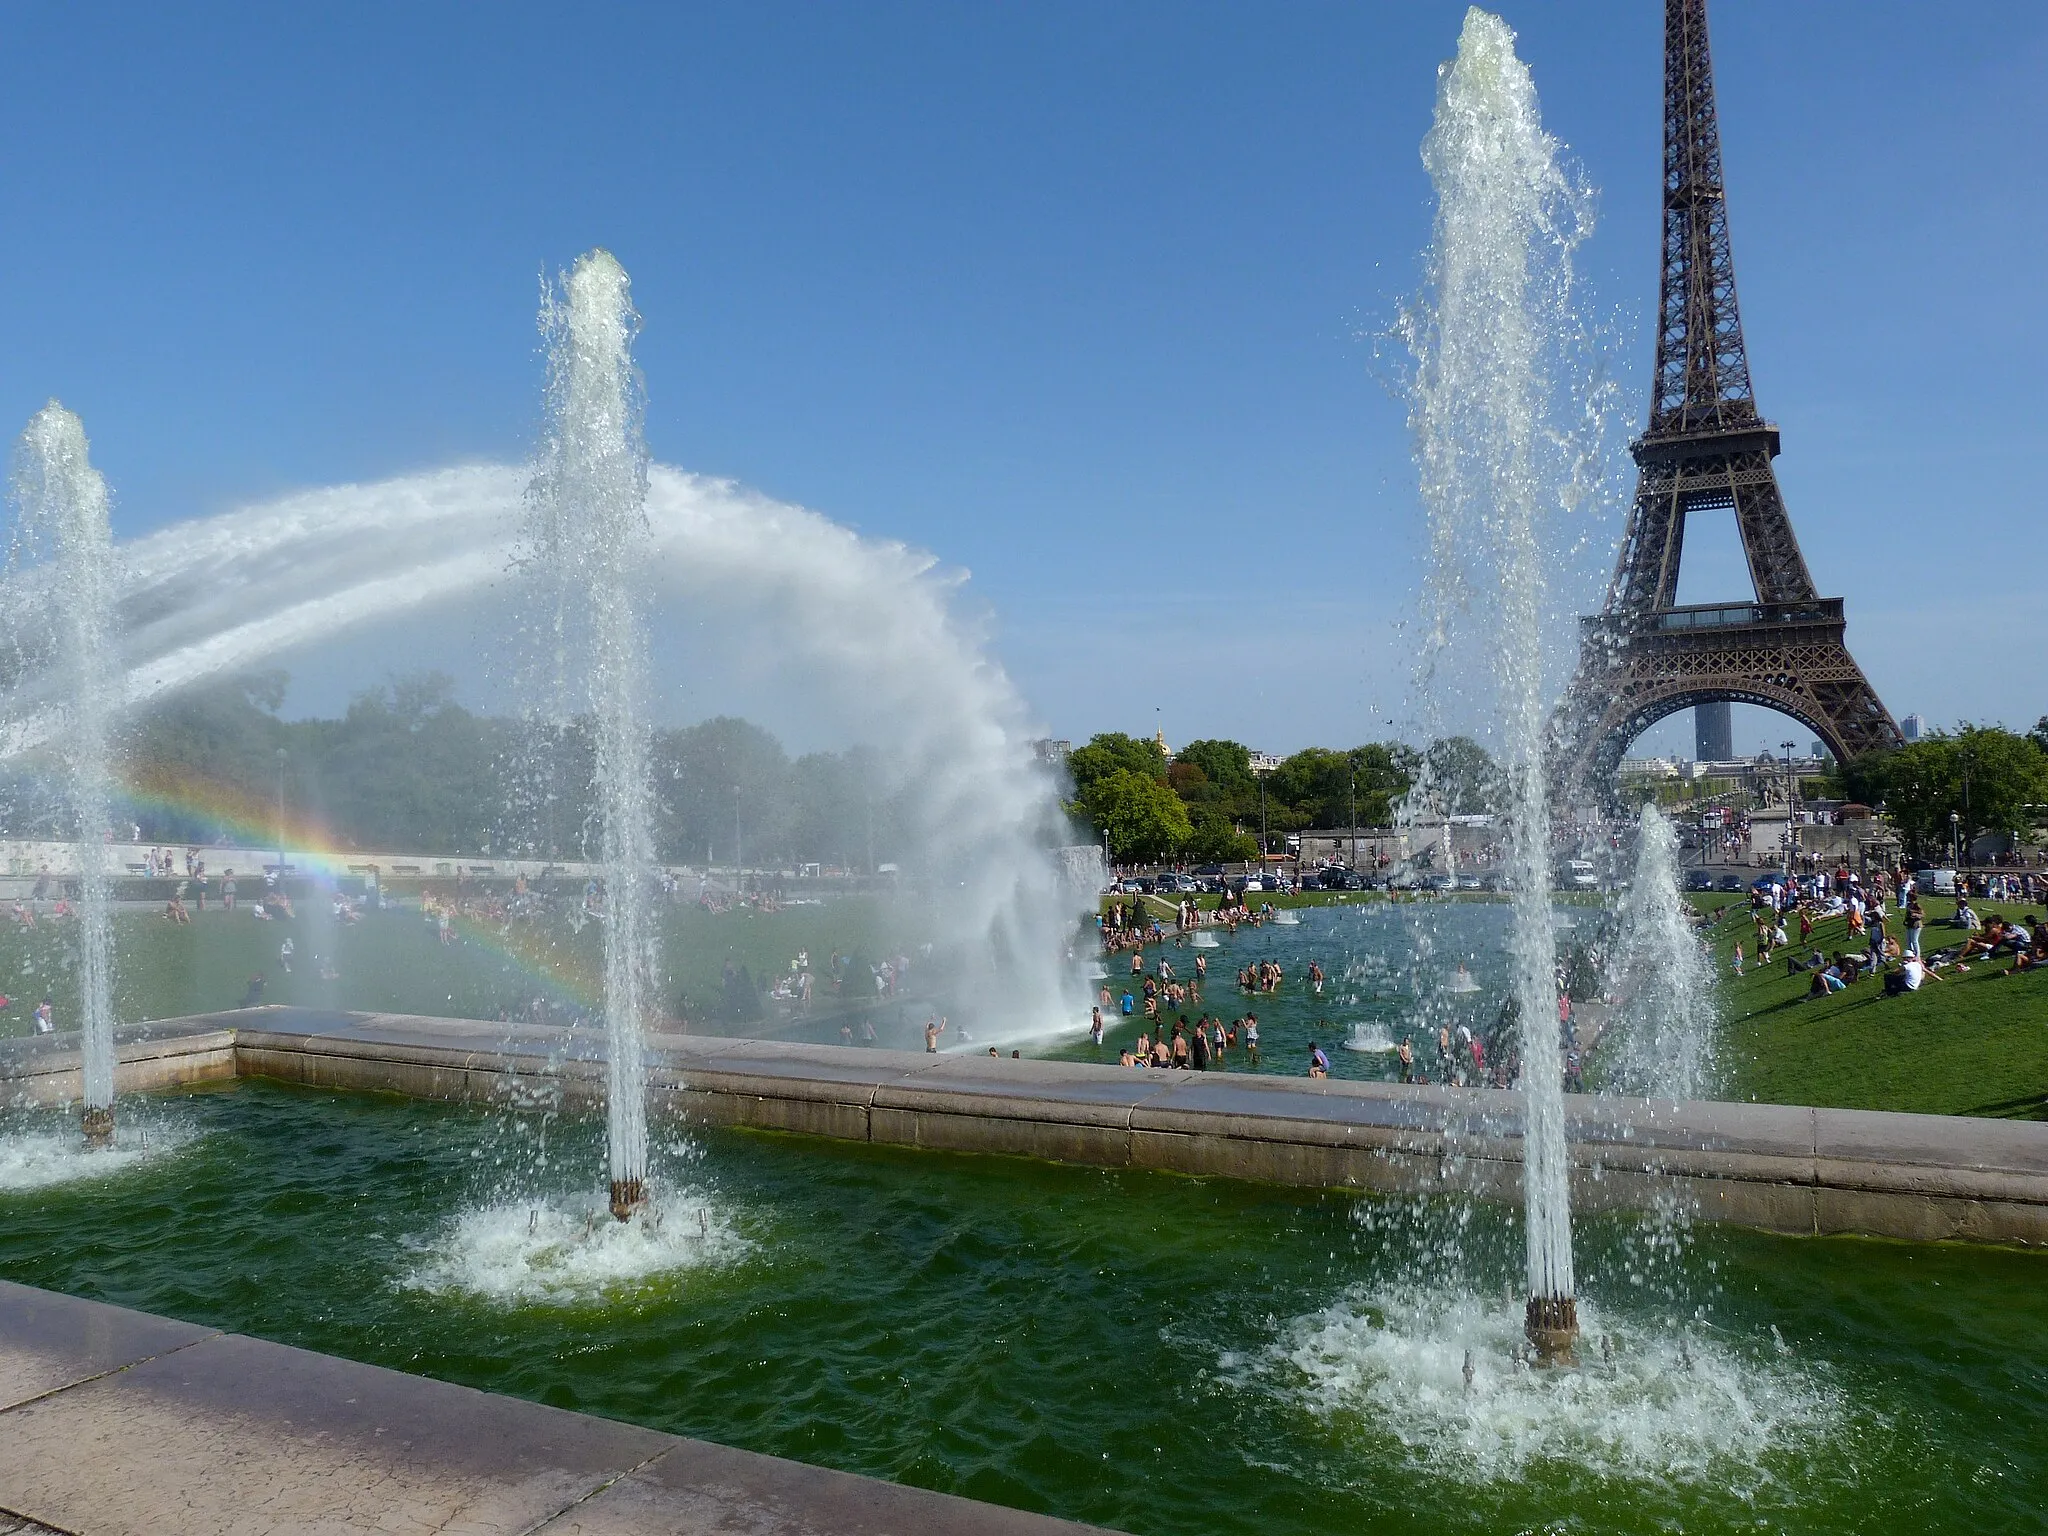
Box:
[1, 1081, 2043, 1535]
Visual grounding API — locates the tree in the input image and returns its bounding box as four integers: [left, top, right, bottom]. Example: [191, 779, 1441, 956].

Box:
[1843, 726, 2048, 856]
[1078, 768, 1192, 863]
[1174, 739, 1255, 796]
[1270, 744, 1412, 829]
[1183, 811, 1259, 864]
[1421, 736, 1504, 814]
[1065, 732, 1166, 800]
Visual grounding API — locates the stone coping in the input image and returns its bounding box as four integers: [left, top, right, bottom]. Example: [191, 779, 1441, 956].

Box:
[0, 1279, 1106, 1536]
[7, 1007, 2048, 1245]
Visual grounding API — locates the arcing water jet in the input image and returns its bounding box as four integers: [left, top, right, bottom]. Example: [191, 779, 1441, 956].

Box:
[521, 250, 657, 1219]
[9, 405, 120, 1148]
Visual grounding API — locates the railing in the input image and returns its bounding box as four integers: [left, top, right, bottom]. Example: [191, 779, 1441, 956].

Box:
[1581, 598, 1843, 634]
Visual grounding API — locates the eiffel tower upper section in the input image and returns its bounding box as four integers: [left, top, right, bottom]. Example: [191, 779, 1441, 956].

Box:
[1552, 0, 1899, 801]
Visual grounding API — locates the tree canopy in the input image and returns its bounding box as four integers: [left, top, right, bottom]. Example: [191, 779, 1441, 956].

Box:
[1828, 725, 2048, 854]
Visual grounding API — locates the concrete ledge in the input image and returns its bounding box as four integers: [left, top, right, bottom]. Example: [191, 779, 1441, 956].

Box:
[0, 1280, 1106, 1536]
[0, 1024, 237, 1108]
[10, 1008, 2048, 1248]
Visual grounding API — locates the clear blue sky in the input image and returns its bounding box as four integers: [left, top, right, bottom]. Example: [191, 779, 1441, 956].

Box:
[3, 2, 2041, 756]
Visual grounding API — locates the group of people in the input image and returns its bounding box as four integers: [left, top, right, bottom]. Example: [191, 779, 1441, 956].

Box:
[1111, 1011, 1261, 1070]
[1732, 866, 2047, 998]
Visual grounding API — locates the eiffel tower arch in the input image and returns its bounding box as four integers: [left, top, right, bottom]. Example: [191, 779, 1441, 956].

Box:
[1551, 0, 1900, 806]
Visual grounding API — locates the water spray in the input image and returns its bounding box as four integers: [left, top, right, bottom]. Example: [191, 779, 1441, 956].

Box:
[9, 405, 119, 1151]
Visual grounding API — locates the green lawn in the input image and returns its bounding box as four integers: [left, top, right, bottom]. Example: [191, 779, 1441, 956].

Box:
[1698, 891, 2048, 1119]
[0, 895, 917, 1040]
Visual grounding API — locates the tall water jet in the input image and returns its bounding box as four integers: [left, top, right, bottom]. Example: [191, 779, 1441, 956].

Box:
[1406, 9, 1604, 1361]
[10, 406, 119, 1147]
[1602, 803, 1718, 1101]
[521, 251, 657, 1219]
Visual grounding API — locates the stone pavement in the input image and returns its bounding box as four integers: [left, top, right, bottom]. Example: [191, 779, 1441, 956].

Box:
[0, 1280, 1108, 1536]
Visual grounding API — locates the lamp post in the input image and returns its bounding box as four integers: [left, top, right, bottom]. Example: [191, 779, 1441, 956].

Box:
[1950, 809, 1961, 877]
[274, 747, 288, 881]
[1348, 767, 1358, 870]
[1780, 740, 1797, 876]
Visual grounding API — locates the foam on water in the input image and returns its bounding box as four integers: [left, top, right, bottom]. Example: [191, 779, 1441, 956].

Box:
[400, 1181, 749, 1306]
[1342, 1026, 1398, 1053]
[1244, 1282, 1842, 1491]
[1191, 931, 1220, 949]
[0, 1113, 196, 1191]
[1271, 910, 1301, 926]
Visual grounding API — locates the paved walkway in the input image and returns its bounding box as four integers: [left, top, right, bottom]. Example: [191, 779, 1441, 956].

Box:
[0, 1280, 1106, 1536]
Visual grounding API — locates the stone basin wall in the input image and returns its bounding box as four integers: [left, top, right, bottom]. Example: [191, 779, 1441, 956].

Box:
[6, 1006, 2045, 1247]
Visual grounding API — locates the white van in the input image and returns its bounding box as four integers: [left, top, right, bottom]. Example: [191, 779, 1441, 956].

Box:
[1923, 868, 1957, 896]
[1563, 859, 1598, 890]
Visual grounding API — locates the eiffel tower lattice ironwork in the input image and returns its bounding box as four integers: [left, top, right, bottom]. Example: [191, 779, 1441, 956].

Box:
[1551, 0, 1900, 803]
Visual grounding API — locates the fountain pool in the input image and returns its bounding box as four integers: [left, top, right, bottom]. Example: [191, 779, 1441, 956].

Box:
[0, 1078, 2042, 1535]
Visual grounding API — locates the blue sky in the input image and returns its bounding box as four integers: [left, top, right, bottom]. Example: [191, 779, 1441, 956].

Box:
[2, 2, 2042, 757]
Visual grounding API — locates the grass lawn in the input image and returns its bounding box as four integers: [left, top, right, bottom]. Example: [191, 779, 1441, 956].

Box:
[0, 895, 918, 1042]
[1696, 891, 2048, 1119]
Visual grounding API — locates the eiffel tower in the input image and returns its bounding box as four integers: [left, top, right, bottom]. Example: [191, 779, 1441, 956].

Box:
[1551, 0, 1900, 805]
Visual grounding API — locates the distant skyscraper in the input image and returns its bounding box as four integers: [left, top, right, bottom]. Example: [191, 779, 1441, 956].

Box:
[1901, 714, 1923, 742]
[1695, 701, 1733, 762]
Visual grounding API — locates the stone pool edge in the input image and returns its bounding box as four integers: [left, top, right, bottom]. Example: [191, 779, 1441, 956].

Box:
[0, 1278, 1110, 1536]
[7, 1006, 2048, 1249]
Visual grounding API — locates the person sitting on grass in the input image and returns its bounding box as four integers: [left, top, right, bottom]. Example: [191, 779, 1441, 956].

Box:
[1808, 963, 1847, 997]
[1884, 954, 1942, 995]
[1958, 918, 2012, 963]
[1788, 947, 1827, 975]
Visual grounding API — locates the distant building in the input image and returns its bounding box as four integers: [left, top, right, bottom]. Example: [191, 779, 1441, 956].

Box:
[1695, 701, 1733, 762]
[1619, 756, 1682, 779]
[1248, 751, 1282, 775]
[1900, 714, 1923, 742]
[1031, 739, 1071, 764]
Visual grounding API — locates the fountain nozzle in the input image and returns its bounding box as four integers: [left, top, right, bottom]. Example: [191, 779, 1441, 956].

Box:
[609, 1178, 646, 1222]
[1524, 1294, 1579, 1366]
[81, 1106, 115, 1151]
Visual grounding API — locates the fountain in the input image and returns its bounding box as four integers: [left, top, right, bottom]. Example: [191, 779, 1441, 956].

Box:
[1407, 8, 1603, 1360]
[520, 250, 658, 1220]
[1601, 803, 1719, 1100]
[9, 405, 120, 1149]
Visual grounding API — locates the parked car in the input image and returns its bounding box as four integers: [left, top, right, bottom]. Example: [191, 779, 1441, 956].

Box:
[1315, 868, 1357, 891]
[1923, 868, 1958, 895]
[1682, 869, 1715, 892]
[1560, 859, 1599, 891]
[1716, 874, 1745, 892]
[1423, 873, 1456, 892]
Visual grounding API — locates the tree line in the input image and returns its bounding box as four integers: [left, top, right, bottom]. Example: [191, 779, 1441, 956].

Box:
[5, 670, 913, 869]
[1064, 731, 1502, 864]
[1821, 720, 2048, 857]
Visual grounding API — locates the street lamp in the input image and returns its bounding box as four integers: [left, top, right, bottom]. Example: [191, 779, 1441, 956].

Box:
[1780, 740, 1798, 876]
[274, 747, 288, 880]
[1348, 767, 1358, 870]
[1950, 809, 1961, 875]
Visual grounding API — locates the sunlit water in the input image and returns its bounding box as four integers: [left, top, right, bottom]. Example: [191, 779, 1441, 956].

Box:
[1406, 5, 1610, 1326]
[520, 250, 658, 1199]
[9, 404, 120, 1121]
[0, 1103, 197, 1191]
[0, 1082, 2040, 1534]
